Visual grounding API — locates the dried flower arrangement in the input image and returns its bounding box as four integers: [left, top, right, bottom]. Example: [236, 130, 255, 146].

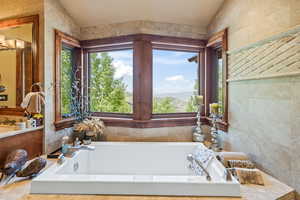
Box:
[74, 118, 105, 140]
[68, 67, 106, 142]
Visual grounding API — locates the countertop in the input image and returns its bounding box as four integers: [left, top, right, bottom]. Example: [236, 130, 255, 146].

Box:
[0, 126, 43, 139]
[0, 158, 295, 200]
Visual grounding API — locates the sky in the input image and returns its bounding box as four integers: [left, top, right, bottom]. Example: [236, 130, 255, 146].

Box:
[107, 49, 198, 95]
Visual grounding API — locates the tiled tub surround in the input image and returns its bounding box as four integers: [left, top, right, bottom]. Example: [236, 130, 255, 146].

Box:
[208, 0, 300, 198]
[103, 126, 197, 142]
[31, 142, 241, 197]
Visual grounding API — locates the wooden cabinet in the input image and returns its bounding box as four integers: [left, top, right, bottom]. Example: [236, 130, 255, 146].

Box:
[0, 129, 43, 168]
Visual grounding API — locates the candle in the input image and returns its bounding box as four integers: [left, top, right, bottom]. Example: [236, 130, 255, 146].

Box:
[195, 95, 203, 105]
[210, 103, 219, 114]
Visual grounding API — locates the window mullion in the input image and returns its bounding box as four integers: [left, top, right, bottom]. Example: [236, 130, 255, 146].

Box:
[133, 39, 152, 120]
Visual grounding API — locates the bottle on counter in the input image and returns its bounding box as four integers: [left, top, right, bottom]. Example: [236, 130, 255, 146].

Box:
[61, 135, 70, 155]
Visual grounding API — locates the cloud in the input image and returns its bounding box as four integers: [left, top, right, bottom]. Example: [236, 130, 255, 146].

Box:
[154, 57, 186, 65]
[113, 60, 133, 79]
[165, 75, 185, 81]
[154, 80, 195, 94]
[108, 51, 132, 60]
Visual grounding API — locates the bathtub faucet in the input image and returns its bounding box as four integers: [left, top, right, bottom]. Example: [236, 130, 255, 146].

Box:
[64, 144, 95, 157]
[68, 145, 95, 152]
[187, 154, 211, 181]
[58, 145, 95, 164]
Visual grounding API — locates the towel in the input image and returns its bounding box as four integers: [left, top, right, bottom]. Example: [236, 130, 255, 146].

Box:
[229, 168, 264, 185]
[227, 160, 255, 169]
[216, 152, 249, 167]
[21, 92, 45, 114]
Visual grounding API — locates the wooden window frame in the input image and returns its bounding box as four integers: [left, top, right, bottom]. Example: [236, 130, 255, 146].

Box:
[86, 45, 134, 119]
[81, 34, 207, 128]
[205, 29, 229, 131]
[54, 30, 81, 130]
[151, 47, 202, 119]
[54, 32, 228, 130]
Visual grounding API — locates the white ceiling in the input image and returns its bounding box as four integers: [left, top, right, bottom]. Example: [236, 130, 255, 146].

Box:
[59, 0, 224, 28]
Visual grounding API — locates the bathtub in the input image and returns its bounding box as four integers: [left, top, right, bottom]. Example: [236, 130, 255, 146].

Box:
[31, 142, 241, 197]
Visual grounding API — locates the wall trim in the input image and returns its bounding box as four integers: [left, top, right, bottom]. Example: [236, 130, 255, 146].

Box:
[227, 71, 300, 82]
[227, 26, 300, 82]
[227, 25, 300, 55]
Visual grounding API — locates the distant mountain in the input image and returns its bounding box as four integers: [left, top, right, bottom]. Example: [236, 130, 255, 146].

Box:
[155, 91, 194, 102]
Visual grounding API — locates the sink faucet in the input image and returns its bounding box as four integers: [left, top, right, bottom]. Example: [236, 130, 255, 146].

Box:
[187, 153, 211, 181]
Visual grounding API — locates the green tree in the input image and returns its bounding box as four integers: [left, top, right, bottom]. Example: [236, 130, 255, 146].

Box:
[153, 97, 176, 113]
[61, 48, 73, 116]
[185, 80, 199, 112]
[89, 53, 131, 113]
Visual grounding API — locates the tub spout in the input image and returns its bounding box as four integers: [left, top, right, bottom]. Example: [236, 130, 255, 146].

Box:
[62, 145, 95, 159]
[68, 145, 95, 151]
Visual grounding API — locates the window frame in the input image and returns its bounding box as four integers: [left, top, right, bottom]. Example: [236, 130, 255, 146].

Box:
[81, 34, 207, 128]
[151, 48, 201, 117]
[86, 47, 134, 117]
[205, 29, 228, 131]
[54, 30, 81, 130]
[54, 32, 228, 129]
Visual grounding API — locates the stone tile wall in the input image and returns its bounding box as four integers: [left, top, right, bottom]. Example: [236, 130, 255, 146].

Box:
[208, 0, 300, 198]
[43, 0, 80, 153]
[80, 20, 207, 40]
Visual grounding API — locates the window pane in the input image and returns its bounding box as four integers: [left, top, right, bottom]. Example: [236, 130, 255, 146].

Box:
[211, 49, 224, 116]
[61, 47, 73, 118]
[217, 53, 224, 115]
[89, 49, 133, 113]
[153, 49, 199, 113]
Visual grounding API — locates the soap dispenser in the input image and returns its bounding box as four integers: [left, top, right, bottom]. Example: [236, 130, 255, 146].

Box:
[61, 135, 70, 155]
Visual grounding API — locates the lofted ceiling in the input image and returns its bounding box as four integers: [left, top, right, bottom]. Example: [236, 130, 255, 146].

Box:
[59, 0, 224, 28]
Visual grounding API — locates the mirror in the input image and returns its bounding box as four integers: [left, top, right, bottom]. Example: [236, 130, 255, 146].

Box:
[0, 15, 39, 113]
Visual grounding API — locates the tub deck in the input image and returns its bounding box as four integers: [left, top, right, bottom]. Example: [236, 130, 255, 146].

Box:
[0, 157, 295, 200]
[30, 142, 240, 197]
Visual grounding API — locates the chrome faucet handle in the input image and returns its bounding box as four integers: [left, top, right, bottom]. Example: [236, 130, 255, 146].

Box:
[187, 153, 211, 181]
[57, 154, 65, 165]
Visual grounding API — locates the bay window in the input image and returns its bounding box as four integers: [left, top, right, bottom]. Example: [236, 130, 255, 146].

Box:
[55, 31, 228, 130]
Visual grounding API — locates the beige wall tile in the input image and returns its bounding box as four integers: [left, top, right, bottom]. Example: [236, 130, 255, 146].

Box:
[209, 0, 299, 51]
[80, 20, 207, 40]
[209, 0, 300, 196]
[43, 0, 80, 153]
[103, 126, 193, 142]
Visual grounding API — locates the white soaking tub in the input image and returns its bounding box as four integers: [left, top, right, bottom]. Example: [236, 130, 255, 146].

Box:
[31, 142, 241, 197]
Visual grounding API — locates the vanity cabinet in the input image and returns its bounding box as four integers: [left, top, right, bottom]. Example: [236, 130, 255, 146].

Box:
[0, 129, 43, 168]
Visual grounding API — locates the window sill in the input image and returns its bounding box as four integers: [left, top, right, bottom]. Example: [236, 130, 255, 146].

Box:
[53, 116, 212, 130]
[54, 118, 75, 131]
[99, 116, 209, 128]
